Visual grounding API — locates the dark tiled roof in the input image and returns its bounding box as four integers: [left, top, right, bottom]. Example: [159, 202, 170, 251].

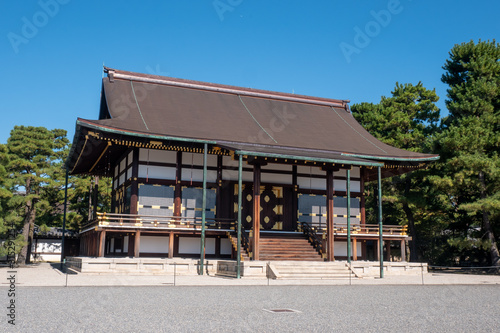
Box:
[67, 68, 438, 176]
[34, 226, 78, 239]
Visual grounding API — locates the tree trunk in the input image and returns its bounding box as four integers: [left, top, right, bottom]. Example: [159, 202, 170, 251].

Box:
[17, 177, 34, 265]
[479, 171, 500, 267]
[402, 177, 419, 262]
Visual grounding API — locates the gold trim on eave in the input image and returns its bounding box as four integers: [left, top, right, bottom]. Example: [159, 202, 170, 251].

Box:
[71, 135, 89, 173]
[89, 141, 112, 173]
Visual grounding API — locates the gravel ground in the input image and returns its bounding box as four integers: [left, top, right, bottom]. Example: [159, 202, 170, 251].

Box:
[1, 285, 499, 332]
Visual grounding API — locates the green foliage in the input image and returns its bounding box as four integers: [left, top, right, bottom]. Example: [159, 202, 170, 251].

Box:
[352, 82, 440, 261]
[432, 39, 500, 266]
[0, 234, 27, 258]
[353, 82, 440, 151]
[0, 125, 113, 257]
[67, 175, 111, 231]
[4, 126, 70, 262]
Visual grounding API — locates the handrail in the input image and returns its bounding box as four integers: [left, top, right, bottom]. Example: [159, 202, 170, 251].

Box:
[88, 212, 237, 231]
[241, 230, 250, 258]
[87, 213, 407, 236]
[311, 223, 408, 236]
[299, 221, 324, 256]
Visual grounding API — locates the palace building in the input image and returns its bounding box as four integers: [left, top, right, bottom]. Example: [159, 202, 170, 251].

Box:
[66, 67, 438, 273]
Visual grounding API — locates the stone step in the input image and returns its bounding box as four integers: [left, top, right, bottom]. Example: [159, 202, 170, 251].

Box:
[277, 274, 351, 279]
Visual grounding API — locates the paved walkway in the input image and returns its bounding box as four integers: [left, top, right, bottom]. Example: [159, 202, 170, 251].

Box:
[1, 263, 499, 287]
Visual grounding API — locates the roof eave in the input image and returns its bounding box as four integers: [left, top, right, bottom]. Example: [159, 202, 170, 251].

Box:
[236, 150, 385, 167]
[341, 153, 440, 163]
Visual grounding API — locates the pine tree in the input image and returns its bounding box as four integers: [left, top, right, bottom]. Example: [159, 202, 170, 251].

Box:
[433, 40, 500, 266]
[6, 126, 67, 265]
[352, 82, 440, 261]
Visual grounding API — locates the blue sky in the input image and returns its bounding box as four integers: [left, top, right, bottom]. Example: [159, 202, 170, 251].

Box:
[1, 0, 498, 144]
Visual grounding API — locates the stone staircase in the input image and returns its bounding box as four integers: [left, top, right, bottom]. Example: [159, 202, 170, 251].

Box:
[258, 233, 323, 261]
[268, 261, 355, 279]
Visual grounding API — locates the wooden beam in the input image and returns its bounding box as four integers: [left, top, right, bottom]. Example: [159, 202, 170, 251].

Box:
[252, 163, 261, 260]
[98, 230, 106, 257]
[326, 169, 334, 261]
[134, 230, 141, 258]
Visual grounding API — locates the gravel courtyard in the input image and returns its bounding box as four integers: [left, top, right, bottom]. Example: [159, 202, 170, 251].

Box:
[2, 285, 499, 332]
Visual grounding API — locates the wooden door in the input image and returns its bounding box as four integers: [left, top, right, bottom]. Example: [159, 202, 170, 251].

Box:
[238, 185, 294, 231]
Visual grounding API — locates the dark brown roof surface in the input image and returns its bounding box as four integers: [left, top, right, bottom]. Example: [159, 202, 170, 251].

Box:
[68, 68, 438, 175]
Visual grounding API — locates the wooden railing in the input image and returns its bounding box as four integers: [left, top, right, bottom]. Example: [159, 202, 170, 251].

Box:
[304, 223, 408, 236]
[86, 212, 236, 231]
[86, 213, 407, 237]
[241, 230, 251, 258]
[299, 222, 324, 256]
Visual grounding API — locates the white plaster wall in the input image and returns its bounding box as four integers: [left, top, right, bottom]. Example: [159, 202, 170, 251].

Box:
[334, 241, 363, 257]
[120, 158, 127, 173]
[140, 236, 170, 253]
[220, 238, 232, 255]
[183, 152, 218, 167]
[128, 151, 134, 165]
[119, 173, 125, 186]
[127, 166, 133, 180]
[32, 240, 61, 253]
[139, 165, 176, 180]
[261, 172, 292, 185]
[297, 177, 327, 190]
[334, 179, 361, 192]
[179, 237, 216, 254]
[297, 165, 324, 175]
[181, 168, 217, 183]
[139, 149, 177, 163]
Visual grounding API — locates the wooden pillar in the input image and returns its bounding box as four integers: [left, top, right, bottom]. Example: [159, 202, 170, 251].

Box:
[169, 232, 175, 259]
[130, 148, 139, 215]
[353, 238, 357, 261]
[134, 230, 141, 258]
[98, 230, 106, 257]
[326, 169, 335, 261]
[375, 239, 380, 261]
[128, 233, 134, 257]
[174, 151, 182, 217]
[400, 239, 406, 262]
[252, 163, 261, 260]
